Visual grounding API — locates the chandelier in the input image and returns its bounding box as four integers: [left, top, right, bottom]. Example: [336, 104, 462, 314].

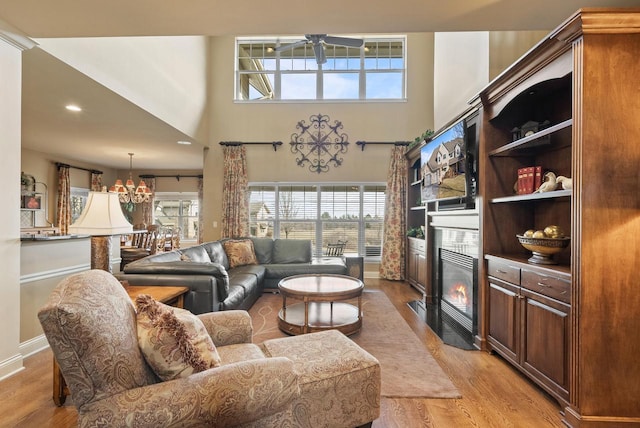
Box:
[109, 153, 151, 204]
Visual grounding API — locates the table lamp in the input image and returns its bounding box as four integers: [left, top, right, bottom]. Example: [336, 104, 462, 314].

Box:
[69, 190, 133, 272]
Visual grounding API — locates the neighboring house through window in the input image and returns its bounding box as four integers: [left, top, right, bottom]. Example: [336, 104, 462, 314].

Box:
[154, 193, 199, 242]
[236, 36, 406, 101]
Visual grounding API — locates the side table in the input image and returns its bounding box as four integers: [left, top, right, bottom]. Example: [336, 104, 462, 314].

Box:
[52, 284, 189, 406]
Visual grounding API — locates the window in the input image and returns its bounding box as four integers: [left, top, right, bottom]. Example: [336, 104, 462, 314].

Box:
[236, 36, 406, 101]
[70, 187, 89, 223]
[248, 184, 385, 259]
[153, 193, 199, 241]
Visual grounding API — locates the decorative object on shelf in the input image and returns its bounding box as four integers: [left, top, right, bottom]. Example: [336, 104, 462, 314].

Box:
[408, 129, 435, 150]
[407, 226, 424, 239]
[556, 175, 572, 190]
[289, 113, 349, 174]
[511, 120, 551, 141]
[21, 194, 41, 210]
[516, 234, 570, 265]
[533, 171, 558, 193]
[516, 166, 542, 194]
[21, 172, 36, 192]
[110, 153, 152, 204]
[69, 190, 133, 272]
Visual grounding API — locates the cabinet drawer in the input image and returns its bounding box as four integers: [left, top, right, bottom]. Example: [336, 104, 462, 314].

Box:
[487, 260, 520, 284]
[408, 238, 425, 253]
[521, 270, 571, 303]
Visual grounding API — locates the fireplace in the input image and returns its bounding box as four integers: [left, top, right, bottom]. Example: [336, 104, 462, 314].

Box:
[439, 249, 478, 335]
[408, 215, 479, 350]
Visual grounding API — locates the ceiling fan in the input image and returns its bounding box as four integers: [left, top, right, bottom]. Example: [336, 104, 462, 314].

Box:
[275, 34, 364, 65]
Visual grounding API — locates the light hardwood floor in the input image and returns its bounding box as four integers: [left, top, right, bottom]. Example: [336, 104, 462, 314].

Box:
[0, 278, 565, 427]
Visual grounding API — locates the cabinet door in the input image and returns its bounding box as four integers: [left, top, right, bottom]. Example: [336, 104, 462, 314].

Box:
[407, 245, 417, 283]
[488, 279, 519, 365]
[521, 289, 570, 400]
[416, 250, 427, 289]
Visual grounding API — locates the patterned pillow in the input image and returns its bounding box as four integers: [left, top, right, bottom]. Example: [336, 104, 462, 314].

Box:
[223, 239, 258, 269]
[136, 294, 221, 381]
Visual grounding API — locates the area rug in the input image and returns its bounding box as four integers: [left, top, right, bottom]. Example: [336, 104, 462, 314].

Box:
[249, 290, 461, 398]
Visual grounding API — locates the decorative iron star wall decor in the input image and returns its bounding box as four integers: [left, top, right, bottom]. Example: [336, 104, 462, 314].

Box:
[290, 113, 349, 174]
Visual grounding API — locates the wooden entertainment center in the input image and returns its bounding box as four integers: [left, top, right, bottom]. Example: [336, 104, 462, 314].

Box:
[408, 8, 640, 427]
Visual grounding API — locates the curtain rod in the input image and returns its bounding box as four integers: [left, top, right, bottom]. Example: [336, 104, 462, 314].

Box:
[219, 141, 283, 151]
[139, 174, 203, 181]
[355, 141, 410, 151]
[55, 162, 103, 175]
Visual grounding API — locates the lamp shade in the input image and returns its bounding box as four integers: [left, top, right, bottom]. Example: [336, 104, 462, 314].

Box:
[69, 191, 133, 236]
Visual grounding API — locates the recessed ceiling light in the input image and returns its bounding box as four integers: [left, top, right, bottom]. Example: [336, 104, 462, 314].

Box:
[65, 104, 82, 112]
[177, 140, 192, 145]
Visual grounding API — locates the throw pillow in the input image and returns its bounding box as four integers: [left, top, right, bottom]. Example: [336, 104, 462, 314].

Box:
[136, 294, 221, 381]
[223, 239, 258, 269]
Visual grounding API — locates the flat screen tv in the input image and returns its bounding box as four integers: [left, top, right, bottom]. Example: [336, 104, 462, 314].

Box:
[420, 119, 474, 208]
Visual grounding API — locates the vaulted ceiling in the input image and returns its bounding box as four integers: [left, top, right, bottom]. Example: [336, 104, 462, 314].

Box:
[1, 0, 637, 169]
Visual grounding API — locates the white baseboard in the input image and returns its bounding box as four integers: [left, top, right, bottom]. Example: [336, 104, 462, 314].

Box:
[0, 335, 49, 381]
[20, 334, 49, 358]
[0, 354, 24, 382]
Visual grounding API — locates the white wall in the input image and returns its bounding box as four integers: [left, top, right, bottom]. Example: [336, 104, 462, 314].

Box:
[0, 23, 34, 380]
[36, 36, 210, 142]
[203, 33, 435, 241]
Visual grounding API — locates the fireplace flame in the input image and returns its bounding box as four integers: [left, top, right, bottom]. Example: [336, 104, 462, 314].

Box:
[449, 283, 469, 307]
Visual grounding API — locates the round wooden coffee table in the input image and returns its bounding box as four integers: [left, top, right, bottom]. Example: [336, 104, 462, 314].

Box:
[278, 274, 364, 336]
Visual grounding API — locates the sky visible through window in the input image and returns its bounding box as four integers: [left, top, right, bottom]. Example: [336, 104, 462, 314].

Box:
[240, 37, 405, 101]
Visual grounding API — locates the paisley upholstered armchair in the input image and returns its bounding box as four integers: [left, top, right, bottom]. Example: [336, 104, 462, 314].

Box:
[38, 270, 380, 428]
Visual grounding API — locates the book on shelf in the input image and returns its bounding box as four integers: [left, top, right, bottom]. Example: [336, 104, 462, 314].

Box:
[516, 166, 542, 194]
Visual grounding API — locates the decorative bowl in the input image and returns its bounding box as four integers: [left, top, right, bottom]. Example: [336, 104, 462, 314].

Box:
[516, 235, 570, 265]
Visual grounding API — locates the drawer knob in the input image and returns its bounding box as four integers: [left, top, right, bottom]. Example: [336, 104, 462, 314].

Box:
[497, 269, 508, 274]
[537, 282, 551, 288]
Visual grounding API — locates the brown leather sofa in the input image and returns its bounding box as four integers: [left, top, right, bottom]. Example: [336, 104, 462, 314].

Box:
[116, 237, 348, 314]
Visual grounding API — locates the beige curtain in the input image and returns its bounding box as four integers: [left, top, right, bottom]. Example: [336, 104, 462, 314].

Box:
[56, 165, 71, 235]
[221, 145, 249, 238]
[198, 177, 204, 244]
[379, 146, 407, 280]
[90, 172, 102, 191]
[142, 178, 156, 227]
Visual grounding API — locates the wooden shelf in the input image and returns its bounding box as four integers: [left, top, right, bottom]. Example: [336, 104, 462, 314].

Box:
[488, 119, 572, 157]
[490, 189, 571, 204]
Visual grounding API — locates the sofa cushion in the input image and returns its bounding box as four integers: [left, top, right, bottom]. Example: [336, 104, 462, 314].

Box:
[179, 245, 211, 263]
[264, 262, 346, 279]
[250, 237, 274, 264]
[227, 272, 259, 299]
[272, 239, 312, 263]
[135, 294, 221, 381]
[231, 264, 266, 284]
[221, 285, 245, 311]
[223, 239, 258, 269]
[202, 241, 230, 270]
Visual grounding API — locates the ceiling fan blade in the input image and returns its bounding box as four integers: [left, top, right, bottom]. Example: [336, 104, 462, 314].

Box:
[323, 36, 363, 48]
[313, 43, 326, 64]
[274, 39, 308, 52]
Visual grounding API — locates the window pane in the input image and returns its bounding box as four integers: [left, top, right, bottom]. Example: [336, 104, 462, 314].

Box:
[320, 185, 360, 219]
[279, 186, 317, 219]
[249, 186, 276, 237]
[281, 73, 316, 99]
[364, 222, 384, 256]
[279, 222, 316, 246]
[323, 73, 359, 99]
[366, 72, 403, 99]
[237, 36, 405, 101]
[363, 185, 385, 219]
[238, 72, 274, 100]
[322, 221, 358, 254]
